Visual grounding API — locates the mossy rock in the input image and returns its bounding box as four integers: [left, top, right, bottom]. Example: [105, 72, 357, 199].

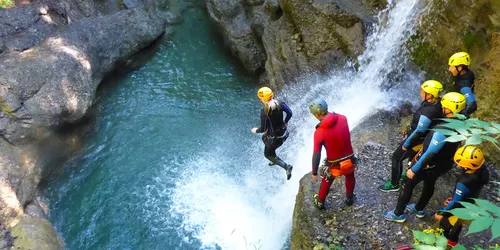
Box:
[10, 217, 64, 250]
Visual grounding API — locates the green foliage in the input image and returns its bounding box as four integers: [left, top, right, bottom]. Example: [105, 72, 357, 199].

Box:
[433, 117, 500, 150]
[0, 0, 14, 8]
[411, 229, 447, 249]
[446, 197, 500, 241]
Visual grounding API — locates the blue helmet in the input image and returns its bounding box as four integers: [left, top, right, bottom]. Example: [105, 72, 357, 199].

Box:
[309, 98, 328, 115]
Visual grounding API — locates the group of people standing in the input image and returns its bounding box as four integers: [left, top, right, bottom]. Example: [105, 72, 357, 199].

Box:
[251, 51, 491, 248]
[379, 52, 489, 248]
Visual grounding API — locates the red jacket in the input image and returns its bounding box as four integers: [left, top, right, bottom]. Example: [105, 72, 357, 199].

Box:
[312, 112, 353, 175]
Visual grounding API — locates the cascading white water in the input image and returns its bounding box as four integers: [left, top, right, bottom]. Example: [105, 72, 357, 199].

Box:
[165, 0, 424, 249]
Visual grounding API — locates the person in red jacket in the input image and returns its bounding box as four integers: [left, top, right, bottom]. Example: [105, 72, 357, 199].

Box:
[309, 98, 356, 209]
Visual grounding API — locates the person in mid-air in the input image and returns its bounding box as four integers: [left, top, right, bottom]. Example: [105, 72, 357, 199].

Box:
[252, 87, 293, 180]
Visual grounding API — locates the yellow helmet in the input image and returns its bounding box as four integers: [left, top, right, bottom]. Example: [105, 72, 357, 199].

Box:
[441, 92, 466, 113]
[257, 87, 273, 102]
[448, 52, 471, 66]
[421, 80, 443, 98]
[454, 145, 485, 171]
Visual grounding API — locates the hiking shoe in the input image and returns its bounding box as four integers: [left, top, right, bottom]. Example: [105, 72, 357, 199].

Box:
[405, 204, 425, 218]
[313, 194, 325, 210]
[345, 194, 355, 206]
[383, 210, 406, 223]
[378, 181, 400, 192]
[286, 165, 293, 180]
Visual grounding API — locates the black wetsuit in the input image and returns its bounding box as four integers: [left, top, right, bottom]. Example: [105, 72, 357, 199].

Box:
[255, 100, 293, 169]
[453, 70, 477, 117]
[439, 165, 489, 243]
[390, 101, 443, 185]
[394, 123, 461, 216]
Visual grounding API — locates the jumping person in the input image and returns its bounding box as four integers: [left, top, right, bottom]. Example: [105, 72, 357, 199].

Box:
[252, 87, 293, 180]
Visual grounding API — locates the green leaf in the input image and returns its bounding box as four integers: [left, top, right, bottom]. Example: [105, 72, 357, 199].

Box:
[480, 135, 499, 144]
[458, 201, 491, 217]
[430, 129, 458, 136]
[440, 122, 466, 131]
[492, 218, 500, 240]
[469, 128, 486, 134]
[490, 121, 500, 131]
[465, 134, 483, 145]
[412, 230, 436, 245]
[456, 127, 471, 136]
[444, 135, 468, 142]
[466, 216, 493, 235]
[439, 118, 465, 124]
[485, 126, 500, 134]
[435, 235, 448, 248]
[449, 208, 481, 220]
[453, 113, 467, 120]
[472, 198, 500, 216]
[451, 246, 467, 250]
[474, 120, 493, 128]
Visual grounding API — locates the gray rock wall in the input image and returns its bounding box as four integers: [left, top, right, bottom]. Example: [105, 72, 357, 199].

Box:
[0, 1, 170, 248]
[206, 0, 384, 88]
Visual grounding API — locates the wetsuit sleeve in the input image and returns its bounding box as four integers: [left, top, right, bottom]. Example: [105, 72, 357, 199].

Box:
[255, 109, 267, 133]
[410, 132, 447, 173]
[403, 115, 432, 148]
[280, 102, 293, 124]
[440, 183, 470, 212]
[312, 130, 323, 175]
[460, 87, 477, 117]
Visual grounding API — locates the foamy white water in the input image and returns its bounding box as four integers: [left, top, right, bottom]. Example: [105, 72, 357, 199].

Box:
[166, 0, 424, 249]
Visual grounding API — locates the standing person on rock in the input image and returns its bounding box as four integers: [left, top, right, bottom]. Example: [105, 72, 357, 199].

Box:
[448, 52, 477, 118]
[309, 98, 356, 209]
[435, 145, 489, 248]
[383, 92, 467, 222]
[378, 80, 444, 192]
[252, 87, 294, 180]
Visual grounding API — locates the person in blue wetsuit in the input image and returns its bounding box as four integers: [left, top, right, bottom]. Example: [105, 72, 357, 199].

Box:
[434, 145, 489, 248]
[251, 87, 293, 180]
[383, 92, 467, 223]
[378, 80, 444, 192]
[448, 52, 477, 117]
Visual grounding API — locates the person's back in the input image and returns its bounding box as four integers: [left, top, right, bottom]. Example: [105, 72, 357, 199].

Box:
[315, 112, 353, 160]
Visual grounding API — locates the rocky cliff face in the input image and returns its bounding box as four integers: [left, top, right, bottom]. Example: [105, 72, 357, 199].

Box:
[408, 0, 500, 166]
[206, 0, 385, 88]
[0, 1, 173, 248]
